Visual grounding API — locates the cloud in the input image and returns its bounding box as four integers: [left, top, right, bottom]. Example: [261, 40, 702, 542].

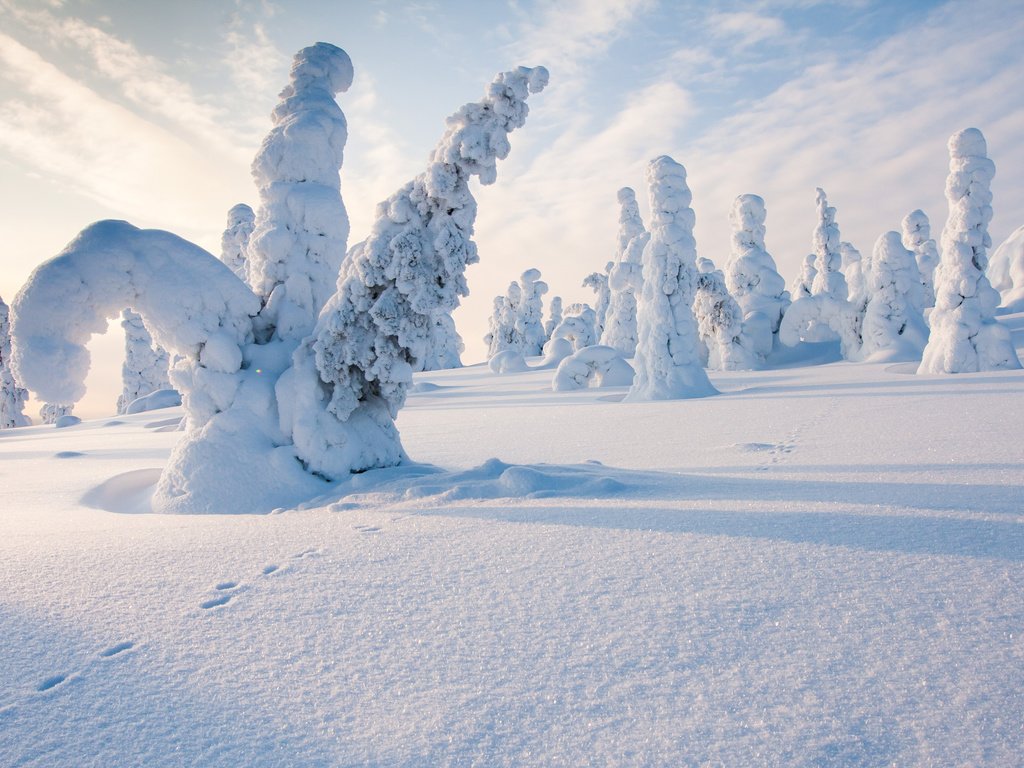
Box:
[707, 11, 786, 48]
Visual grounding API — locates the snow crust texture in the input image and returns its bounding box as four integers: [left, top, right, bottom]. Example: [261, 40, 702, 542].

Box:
[919, 128, 1021, 373]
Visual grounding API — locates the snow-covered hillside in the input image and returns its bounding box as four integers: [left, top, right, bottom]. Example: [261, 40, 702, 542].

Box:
[2, 317, 1023, 766]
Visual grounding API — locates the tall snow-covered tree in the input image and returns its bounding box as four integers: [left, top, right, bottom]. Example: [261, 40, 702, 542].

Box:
[724, 193, 790, 352]
[247, 43, 353, 344]
[516, 268, 548, 356]
[810, 188, 848, 301]
[0, 296, 30, 428]
[117, 309, 172, 414]
[485, 281, 524, 358]
[695, 258, 757, 370]
[544, 295, 563, 341]
[220, 203, 255, 283]
[919, 128, 1020, 373]
[860, 232, 929, 361]
[901, 210, 938, 309]
[582, 262, 612, 335]
[12, 47, 549, 513]
[989, 224, 1024, 312]
[602, 187, 649, 355]
[626, 156, 717, 401]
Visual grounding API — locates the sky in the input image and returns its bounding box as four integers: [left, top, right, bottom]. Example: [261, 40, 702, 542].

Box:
[2, 0, 1023, 417]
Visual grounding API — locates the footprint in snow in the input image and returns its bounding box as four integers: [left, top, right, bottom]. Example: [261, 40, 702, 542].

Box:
[262, 564, 279, 575]
[354, 524, 382, 533]
[98, 641, 134, 658]
[36, 674, 70, 693]
[200, 593, 233, 610]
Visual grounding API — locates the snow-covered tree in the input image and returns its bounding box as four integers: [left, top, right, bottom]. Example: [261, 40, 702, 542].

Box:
[117, 309, 172, 414]
[543, 295, 563, 341]
[485, 281, 524, 358]
[40, 403, 72, 425]
[601, 187, 649, 356]
[626, 156, 717, 401]
[552, 346, 634, 391]
[0, 296, 30, 428]
[516, 268, 548, 356]
[901, 210, 938, 309]
[859, 232, 929, 361]
[810, 188, 848, 301]
[790, 254, 817, 300]
[919, 128, 1020, 373]
[724, 194, 790, 338]
[420, 313, 465, 371]
[220, 203, 255, 283]
[549, 303, 598, 351]
[988, 224, 1024, 312]
[247, 43, 353, 344]
[841, 242, 869, 309]
[12, 47, 549, 513]
[582, 262, 612, 335]
[695, 258, 757, 370]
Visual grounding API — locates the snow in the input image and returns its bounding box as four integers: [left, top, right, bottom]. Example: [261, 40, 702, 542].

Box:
[990, 224, 1024, 313]
[2, 323, 1024, 766]
[551, 344, 634, 391]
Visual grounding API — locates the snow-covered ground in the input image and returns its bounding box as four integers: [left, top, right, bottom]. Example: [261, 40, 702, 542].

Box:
[2, 317, 1023, 766]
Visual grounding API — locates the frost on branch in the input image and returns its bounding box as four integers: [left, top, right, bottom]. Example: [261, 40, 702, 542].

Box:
[919, 128, 1020, 373]
[219, 203, 255, 283]
[285, 64, 549, 480]
[695, 259, 758, 371]
[989, 224, 1024, 313]
[601, 188, 649, 356]
[901, 210, 938, 309]
[117, 309, 172, 414]
[0, 296, 30, 428]
[860, 232, 929, 362]
[247, 43, 353, 344]
[625, 156, 717, 401]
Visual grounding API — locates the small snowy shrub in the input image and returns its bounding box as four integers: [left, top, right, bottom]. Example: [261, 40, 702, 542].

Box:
[552, 345, 634, 391]
[626, 156, 716, 401]
[919, 128, 1020, 373]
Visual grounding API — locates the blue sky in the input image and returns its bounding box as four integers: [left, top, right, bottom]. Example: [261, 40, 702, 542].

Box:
[1, 0, 1023, 415]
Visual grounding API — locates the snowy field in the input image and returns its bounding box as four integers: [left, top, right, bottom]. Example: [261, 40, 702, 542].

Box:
[1, 317, 1023, 767]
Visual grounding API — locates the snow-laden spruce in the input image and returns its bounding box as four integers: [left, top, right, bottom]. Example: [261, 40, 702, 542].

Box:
[989, 224, 1024, 312]
[695, 258, 758, 371]
[582, 264, 612, 336]
[626, 157, 717, 401]
[901, 210, 938, 309]
[40, 402, 73, 425]
[919, 128, 1020, 374]
[219, 203, 255, 282]
[601, 187, 649, 356]
[516, 268, 548, 356]
[543, 295, 563, 342]
[790, 254, 817, 301]
[117, 309, 172, 414]
[485, 282, 524, 358]
[247, 43, 353, 344]
[0, 296, 30, 428]
[725, 194, 790, 336]
[548, 303, 598, 351]
[420, 313, 465, 371]
[841, 242, 869, 309]
[552, 345, 634, 391]
[810, 188, 848, 302]
[282, 64, 549, 481]
[859, 232, 929, 361]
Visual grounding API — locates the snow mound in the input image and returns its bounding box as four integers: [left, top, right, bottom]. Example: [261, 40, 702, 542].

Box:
[124, 389, 182, 415]
[488, 350, 529, 374]
[552, 345, 634, 391]
[81, 468, 163, 514]
[54, 415, 81, 428]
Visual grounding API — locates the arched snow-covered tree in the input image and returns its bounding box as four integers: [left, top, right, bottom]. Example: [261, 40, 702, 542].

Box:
[860, 232, 929, 361]
[602, 188, 649, 356]
[117, 309, 172, 414]
[989, 224, 1024, 312]
[0, 296, 30, 428]
[282, 64, 549, 481]
[901, 209, 938, 309]
[220, 203, 255, 282]
[919, 128, 1020, 373]
[582, 263, 612, 336]
[724, 194, 790, 337]
[695, 258, 757, 371]
[247, 43, 353, 344]
[626, 156, 717, 401]
[516, 268, 548, 356]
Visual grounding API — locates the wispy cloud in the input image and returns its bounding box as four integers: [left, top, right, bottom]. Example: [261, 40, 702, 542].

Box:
[707, 10, 786, 48]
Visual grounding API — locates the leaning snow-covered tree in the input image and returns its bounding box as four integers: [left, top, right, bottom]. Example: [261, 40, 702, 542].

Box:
[11, 45, 549, 513]
[220, 203, 255, 282]
[695, 258, 758, 371]
[601, 187, 649, 356]
[117, 309, 172, 414]
[901, 209, 938, 309]
[859, 232, 929, 361]
[724, 193, 790, 357]
[626, 156, 717, 401]
[516, 268, 548, 356]
[582, 263, 612, 336]
[919, 128, 1020, 374]
[0, 296, 30, 429]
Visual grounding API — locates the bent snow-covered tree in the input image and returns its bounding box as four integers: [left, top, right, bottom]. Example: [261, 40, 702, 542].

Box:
[11, 45, 548, 511]
[626, 156, 716, 401]
[117, 309, 172, 414]
[601, 187, 649, 356]
[0, 296, 30, 428]
[919, 128, 1020, 373]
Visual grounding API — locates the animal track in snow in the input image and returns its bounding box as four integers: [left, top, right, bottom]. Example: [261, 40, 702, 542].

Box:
[199, 554, 314, 611]
[99, 642, 134, 658]
[354, 524, 382, 533]
[200, 593, 233, 610]
[262, 564, 279, 575]
[36, 674, 70, 692]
